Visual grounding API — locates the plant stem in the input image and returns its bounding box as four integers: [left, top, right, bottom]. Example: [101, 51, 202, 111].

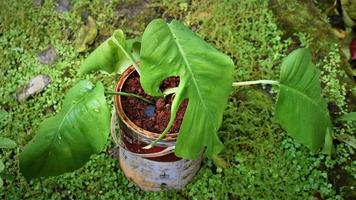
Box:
[105, 91, 154, 105]
[163, 87, 178, 97]
[232, 80, 279, 87]
[111, 37, 141, 75]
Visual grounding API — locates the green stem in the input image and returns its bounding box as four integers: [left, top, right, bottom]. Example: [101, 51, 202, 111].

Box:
[232, 80, 279, 87]
[163, 87, 178, 97]
[111, 37, 141, 75]
[105, 91, 154, 105]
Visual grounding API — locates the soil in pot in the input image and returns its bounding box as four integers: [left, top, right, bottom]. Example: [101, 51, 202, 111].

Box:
[120, 71, 188, 134]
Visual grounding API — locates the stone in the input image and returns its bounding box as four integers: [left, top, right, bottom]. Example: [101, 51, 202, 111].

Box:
[144, 105, 156, 118]
[33, 0, 44, 7]
[56, 0, 71, 13]
[115, 1, 148, 19]
[16, 75, 51, 102]
[37, 45, 58, 65]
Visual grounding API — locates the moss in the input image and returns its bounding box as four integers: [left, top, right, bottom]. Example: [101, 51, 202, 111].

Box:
[319, 47, 348, 113]
[269, 0, 355, 91]
[269, 0, 337, 57]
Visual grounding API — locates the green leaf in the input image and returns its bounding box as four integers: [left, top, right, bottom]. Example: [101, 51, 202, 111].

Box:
[336, 112, 356, 122]
[276, 48, 333, 152]
[0, 137, 16, 149]
[79, 30, 140, 75]
[117, 37, 141, 74]
[140, 19, 234, 159]
[19, 81, 110, 179]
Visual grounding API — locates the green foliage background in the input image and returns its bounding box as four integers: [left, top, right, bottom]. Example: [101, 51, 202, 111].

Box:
[0, 0, 355, 199]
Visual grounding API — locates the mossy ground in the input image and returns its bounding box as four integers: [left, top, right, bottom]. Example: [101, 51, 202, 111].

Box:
[0, 0, 355, 199]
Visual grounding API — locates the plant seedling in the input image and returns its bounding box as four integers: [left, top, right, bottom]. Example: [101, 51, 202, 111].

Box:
[19, 19, 348, 180]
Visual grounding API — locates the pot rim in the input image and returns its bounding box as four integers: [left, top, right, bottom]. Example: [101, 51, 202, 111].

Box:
[114, 66, 178, 142]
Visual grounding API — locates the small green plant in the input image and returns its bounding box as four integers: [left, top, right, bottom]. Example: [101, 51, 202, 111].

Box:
[19, 19, 348, 180]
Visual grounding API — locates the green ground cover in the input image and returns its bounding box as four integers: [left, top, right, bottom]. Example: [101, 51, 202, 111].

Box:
[0, 0, 355, 199]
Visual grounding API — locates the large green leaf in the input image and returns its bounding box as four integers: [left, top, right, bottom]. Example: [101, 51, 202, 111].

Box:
[79, 30, 140, 75]
[140, 19, 234, 159]
[20, 81, 110, 179]
[276, 48, 333, 153]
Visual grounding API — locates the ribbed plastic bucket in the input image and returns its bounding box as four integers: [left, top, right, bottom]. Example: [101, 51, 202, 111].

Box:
[111, 67, 202, 191]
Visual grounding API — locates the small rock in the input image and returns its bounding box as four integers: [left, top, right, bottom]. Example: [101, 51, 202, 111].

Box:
[16, 75, 51, 102]
[37, 45, 58, 65]
[56, 0, 71, 13]
[144, 105, 155, 118]
[33, 0, 44, 7]
[115, 1, 148, 19]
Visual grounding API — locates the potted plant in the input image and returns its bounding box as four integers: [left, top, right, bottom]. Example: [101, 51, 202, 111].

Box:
[19, 19, 337, 190]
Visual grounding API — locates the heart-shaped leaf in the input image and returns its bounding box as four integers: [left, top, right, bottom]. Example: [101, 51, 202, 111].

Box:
[79, 30, 140, 75]
[276, 48, 333, 154]
[19, 81, 110, 179]
[140, 19, 234, 159]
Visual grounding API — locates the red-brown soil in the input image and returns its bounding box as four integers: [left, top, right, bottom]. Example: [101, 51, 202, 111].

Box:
[120, 71, 187, 134]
